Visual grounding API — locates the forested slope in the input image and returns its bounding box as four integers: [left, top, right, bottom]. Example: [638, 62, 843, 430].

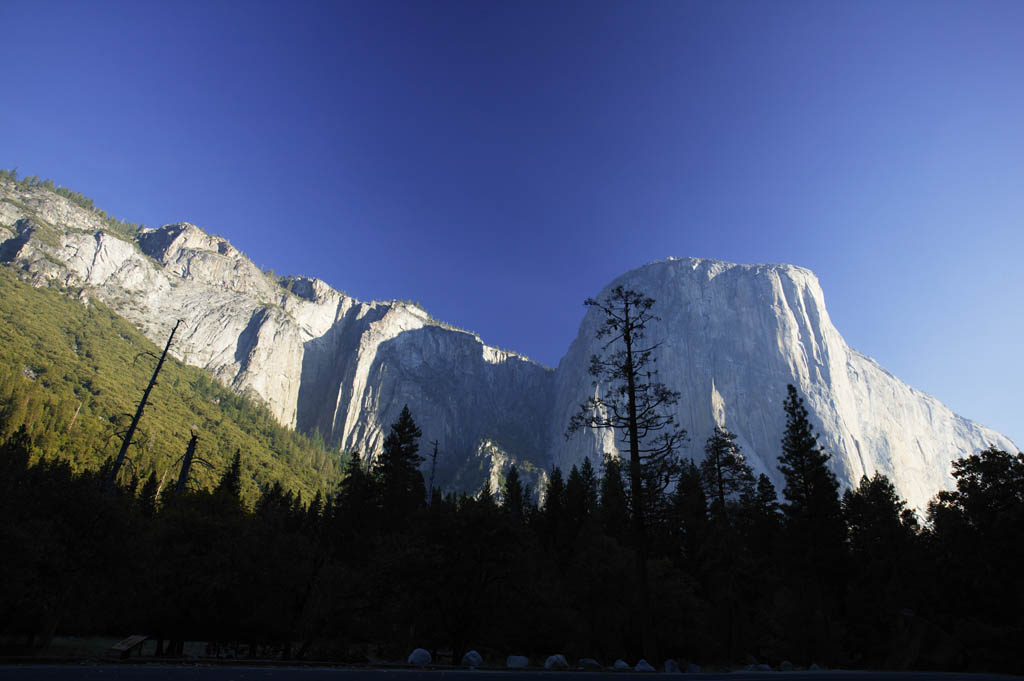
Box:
[0, 266, 340, 501]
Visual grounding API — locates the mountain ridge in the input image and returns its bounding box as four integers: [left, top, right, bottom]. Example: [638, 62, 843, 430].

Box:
[1, 175, 1016, 506]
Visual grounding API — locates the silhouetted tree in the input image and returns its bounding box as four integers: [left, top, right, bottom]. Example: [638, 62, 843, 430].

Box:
[777, 384, 846, 664]
[139, 471, 160, 517]
[567, 285, 687, 658]
[842, 472, 917, 665]
[670, 460, 707, 565]
[700, 427, 755, 522]
[543, 466, 566, 544]
[373, 405, 425, 525]
[215, 450, 243, 501]
[599, 454, 630, 541]
[927, 446, 1024, 669]
[501, 463, 525, 520]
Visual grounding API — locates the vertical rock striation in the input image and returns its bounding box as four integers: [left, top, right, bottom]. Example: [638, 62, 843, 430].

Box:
[551, 258, 1015, 509]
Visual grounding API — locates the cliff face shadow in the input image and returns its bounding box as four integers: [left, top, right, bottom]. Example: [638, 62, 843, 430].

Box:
[234, 307, 270, 368]
[295, 304, 391, 444]
[354, 325, 556, 491]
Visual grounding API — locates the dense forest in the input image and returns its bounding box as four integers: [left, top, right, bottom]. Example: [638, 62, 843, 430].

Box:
[0, 267, 339, 500]
[1, 389, 1021, 672]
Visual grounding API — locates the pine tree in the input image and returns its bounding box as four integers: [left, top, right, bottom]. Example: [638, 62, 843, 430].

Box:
[139, 471, 160, 517]
[599, 454, 630, 540]
[567, 285, 687, 658]
[501, 463, 525, 520]
[776, 384, 846, 664]
[478, 478, 495, 507]
[778, 385, 842, 526]
[700, 427, 755, 522]
[373, 405, 425, 524]
[749, 473, 780, 518]
[334, 451, 378, 546]
[670, 459, 708, 564]
[0, 424, 32, 476]
[543, 466, 565, 532]
[843, 472, 916, 665]
[214, 450, 243, 501]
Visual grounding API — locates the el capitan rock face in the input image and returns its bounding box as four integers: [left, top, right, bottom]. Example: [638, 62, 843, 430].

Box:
[1, 178, 1016, 506]
[551, 258, 1016, 509]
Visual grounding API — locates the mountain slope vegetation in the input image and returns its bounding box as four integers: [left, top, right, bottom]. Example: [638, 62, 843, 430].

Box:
[0, 266, 340, 501]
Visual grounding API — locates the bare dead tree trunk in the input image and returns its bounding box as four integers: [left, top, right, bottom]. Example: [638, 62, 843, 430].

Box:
[66, 400, 81, 433]
[174, 432, 199, 497]
[104, 320, 181, 492]
[427, 439, 439, 504]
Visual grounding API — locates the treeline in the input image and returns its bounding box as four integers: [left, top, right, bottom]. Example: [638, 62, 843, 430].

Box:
[1, 394, 1021, 672]
[1, 167, 142, 239]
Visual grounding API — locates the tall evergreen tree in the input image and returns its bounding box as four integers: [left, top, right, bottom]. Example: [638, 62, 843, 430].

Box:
[778, 385, 842, 526]
[567, 286, 687, 658]
[501, 463, 525, 520]
[599, 454, 630, 541]
[478, 479, 495, 507]
[373, 405, 425, 524]
[700, 427, 755, 522]
[543, 466, 566, 533]
[842, 472, 917, 665]
[139, 470, 161, 517]
[670, 459, 708, 565]
[215, 450, 243, 501]
[927, 446, 1024, 661]
[776, 384, 846, 664]
[565, 457, 599, 529]
[335, 451, 377, 543]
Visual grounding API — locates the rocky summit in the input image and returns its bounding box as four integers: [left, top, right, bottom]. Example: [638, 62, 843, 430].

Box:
[1, 178, 1016, 506]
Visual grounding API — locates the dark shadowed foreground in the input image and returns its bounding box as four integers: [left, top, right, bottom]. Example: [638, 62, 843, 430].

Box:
[0, 667, 1021, 681]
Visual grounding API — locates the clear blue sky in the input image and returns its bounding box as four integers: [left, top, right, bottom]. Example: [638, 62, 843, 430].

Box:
[2, 0, 1021, 447]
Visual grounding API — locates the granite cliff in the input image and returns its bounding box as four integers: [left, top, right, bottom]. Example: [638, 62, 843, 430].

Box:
[1, 178, 1015, 506]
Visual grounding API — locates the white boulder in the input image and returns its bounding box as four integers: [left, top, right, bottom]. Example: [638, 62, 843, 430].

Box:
[407, 648, 431, 666]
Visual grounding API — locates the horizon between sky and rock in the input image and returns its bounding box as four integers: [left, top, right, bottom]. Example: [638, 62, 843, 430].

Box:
[1, 173, 1017, 514]
[2, 1, 1021, 444]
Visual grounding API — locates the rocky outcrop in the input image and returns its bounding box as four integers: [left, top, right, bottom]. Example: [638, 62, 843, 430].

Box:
[1, 179, 1016, 505]
[0, 179, 553, 491]
[553, 258, 1016, 509]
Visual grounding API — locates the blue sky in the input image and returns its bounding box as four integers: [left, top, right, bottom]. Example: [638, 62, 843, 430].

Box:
[2, 0, 1021, 447]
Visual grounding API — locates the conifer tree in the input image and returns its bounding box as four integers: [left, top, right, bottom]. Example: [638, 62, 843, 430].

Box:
[334, 451, 377, 547]
[599, 454, 629, 540]
[373, 405, 425, 524]
[670, 459, 707, 563]
[700, 427, 755, 522]
[749, 473, 780, 518]
[842, 472, 916, 664]
[579, 457, 599, 515]
[501, 463, 525, 520]
[567, 286, 687, 658]
[543, 466, 565, 531]
[778, 385, 842, 528]
[777, 384, 846, 664]
[139, 471, 160, 517]
[215, 450, 243, 501]
[478, 479, 495, 507]
[0, 425, 32, 478]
